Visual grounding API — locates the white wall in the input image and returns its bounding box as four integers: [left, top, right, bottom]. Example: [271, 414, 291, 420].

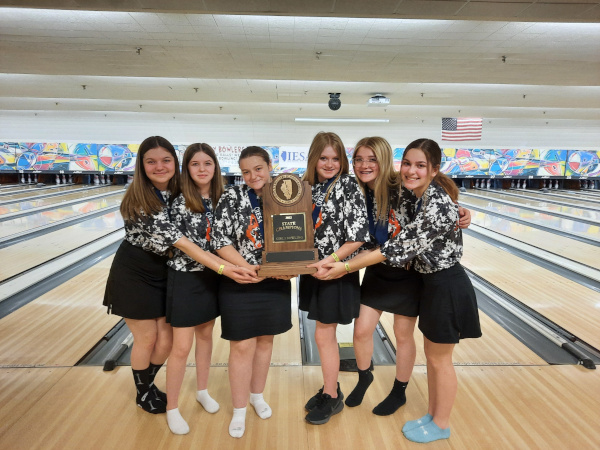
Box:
[1, 111, 599, 150]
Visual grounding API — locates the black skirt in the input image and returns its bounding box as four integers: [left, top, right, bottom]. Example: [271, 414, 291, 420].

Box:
[166, 267, 219, 327]
[218, 277, 292, 341]
[103, 241, 169, 320]
[418, 263, 482, 344]
[360, 263, 422, 317]
[298, 272, 361, 325]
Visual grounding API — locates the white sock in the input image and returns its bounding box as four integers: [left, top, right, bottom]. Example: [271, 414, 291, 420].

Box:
[196, 389, 220, 413]
[229, 407, 246, 438]
[166, 408, 189, 435]
[249, 392, 272, 419]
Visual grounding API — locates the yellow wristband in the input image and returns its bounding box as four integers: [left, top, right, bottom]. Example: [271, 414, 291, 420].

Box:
[345, 263, 351, 273]
[331, 252, 340, 262]
[217, 264, 225, 275]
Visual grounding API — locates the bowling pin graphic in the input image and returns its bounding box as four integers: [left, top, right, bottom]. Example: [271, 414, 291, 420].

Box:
[94, 174, 99, 185]
[56, 174, 60, 184]
[21, 174, 25, 184]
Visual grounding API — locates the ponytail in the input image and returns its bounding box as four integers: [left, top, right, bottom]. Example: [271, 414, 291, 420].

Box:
[433, 172, 459, 202]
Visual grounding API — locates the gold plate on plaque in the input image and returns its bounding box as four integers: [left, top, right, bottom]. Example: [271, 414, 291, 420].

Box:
[271, 174, 303, 206]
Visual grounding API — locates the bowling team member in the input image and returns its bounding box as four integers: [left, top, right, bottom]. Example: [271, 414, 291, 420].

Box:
[103, 136, 256, 415]
[346, 136, 471, 415]
[165, 143, 235, 434]
[300, 132, 370, 425]
[323, 138, 481, 443]
[211, 146, 293, 438]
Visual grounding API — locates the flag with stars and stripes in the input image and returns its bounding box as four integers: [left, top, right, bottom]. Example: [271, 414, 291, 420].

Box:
[441, 117, 482, 141]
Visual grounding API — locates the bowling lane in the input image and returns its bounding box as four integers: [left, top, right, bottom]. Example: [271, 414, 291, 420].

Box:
[0, 185, 123, 216]
[0, 184, 89, 203]
[0, 256, 121, 367]
[494, 189, 600, 210]
[380, 311, 546, 366]
[462, 235, 600, 350]
[470, 209, 599, 269]
[466, 190, 600, 222]
[0, 211, 123, 282]
[0, 184, 44, 195]
[0, 191, 124, 239]
[460, 195, 600, 242]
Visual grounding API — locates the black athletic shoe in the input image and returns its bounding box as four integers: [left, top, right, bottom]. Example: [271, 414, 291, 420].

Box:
[305, 393, 344, 425]
[304, 382, 344, 412]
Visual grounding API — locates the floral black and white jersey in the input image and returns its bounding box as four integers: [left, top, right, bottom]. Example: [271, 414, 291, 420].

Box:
[380, 181, 461, 273]
[167, 193, 213, 272]
[124, 190, 183, 256]
[212, 184, 263, 266]
[363, 187, 411, 266]
[312, 174, 370, 260]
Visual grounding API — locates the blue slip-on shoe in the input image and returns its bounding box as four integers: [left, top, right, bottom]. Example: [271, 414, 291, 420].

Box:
[403, 420, 450, 443]
[402, 413, 433, 433]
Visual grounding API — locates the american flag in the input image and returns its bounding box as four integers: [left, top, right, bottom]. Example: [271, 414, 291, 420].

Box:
[441, 117, 482, 141]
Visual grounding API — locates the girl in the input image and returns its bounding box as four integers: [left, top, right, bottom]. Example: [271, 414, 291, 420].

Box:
[103, 136, 256, 416]
[211, 146, 293, 438]
[346, 137, 471, 416]
[165, 143, 233, 434]
[323, 138, 481, 443]
[300, 131, 370, 425]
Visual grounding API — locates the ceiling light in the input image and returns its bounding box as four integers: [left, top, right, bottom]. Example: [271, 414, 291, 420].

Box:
[295, 118, 389, 123]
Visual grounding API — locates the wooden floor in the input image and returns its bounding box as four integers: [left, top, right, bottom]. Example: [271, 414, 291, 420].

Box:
[0, 184, 84, 203]
[471, 210, 600, 270]
[0, 256, 121, 367]
[0, 211, 123, 282]
[462, 235, 600, 350]
[0, 365, 598, 449]
[0, 185, 123, 217]
[0, 192, 124, 238]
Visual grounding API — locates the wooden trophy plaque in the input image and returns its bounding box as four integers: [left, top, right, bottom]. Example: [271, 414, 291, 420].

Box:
[257, 174, 318, 277]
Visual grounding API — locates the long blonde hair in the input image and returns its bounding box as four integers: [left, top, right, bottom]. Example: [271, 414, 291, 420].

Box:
[353, 136, 400, 223]
[180, 143, 224, 213]
[120, 136, 180, 222]
[302, 132, 349, 201]
[402, 138, 459, 202]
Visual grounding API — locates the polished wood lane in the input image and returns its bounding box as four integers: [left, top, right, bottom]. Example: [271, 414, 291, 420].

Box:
[0, 256, 120, 367]
[462, 235, 600, 349]
[0, 192, 123, 238]
[379, 310, 546, 366]
[471, 209, 600, 269]
[0, 211, 123, 281]
[0, 184, 85, 203]
[0, 185, 123, 216]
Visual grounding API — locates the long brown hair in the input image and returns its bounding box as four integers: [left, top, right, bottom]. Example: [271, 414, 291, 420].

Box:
[120, 136, 180, 222]
[402, 138, 459, 202]
[180, 143, 223, 213]
[353, 136, 399, 223]
[302, 132, 349, 201]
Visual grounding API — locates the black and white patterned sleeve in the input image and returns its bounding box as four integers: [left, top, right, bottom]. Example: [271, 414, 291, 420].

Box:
[167, 194, 213, 271]
[212, 188, 236, 250]
[124, 191, 183, 255]
[380, 183, 459, 271]
[342, 176, 370, 243]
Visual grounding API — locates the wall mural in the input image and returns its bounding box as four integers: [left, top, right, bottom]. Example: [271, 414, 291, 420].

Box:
[565, 150, 600, 177]
[0, 142, 597, 178]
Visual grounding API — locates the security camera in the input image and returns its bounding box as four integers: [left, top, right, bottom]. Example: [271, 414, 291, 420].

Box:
[328, 93, 341, 111]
